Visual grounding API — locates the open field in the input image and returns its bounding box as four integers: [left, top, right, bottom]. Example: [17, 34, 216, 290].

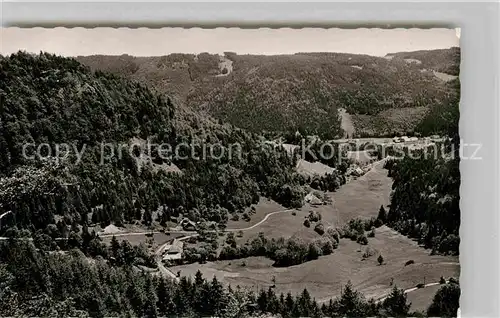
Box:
[170, 159, 457, 312]
[226, 198, 285, 230]
[94, 157, 453, 313]
[233, 159, 392, 244]
[296, 159, 336, 178]
[406, 283, 442, 313]
[325, 159, 392, 224]
[171, 225, 458, 303]
[347, 150, 376, 166]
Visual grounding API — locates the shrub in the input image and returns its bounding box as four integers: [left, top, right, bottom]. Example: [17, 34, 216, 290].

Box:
[377, 205, 387, 223]
[292, 211, 297, 216]
[307, 242, 322, 260]
[437, 234, 460, 255]
[368, 227, 376, 238]
[362, 247, 375, 259]
[331, 239, 339, 249]
[347, 218, 365, 236]
[357, 234, 368, 245]
[404, 260, 415, 266]
[219, 246, 239, 260]
[326, 227, 340, 243]
[416, 283, 425, 289]
[226, 232, 237, 248]
[303, 219, 311, 228]
[308, 211, 320, 222]
[321, 239, 334, 255]
[439, 276, 446, 284]
[242, 213, 251, 222]
[231, 214, 240, 221]
[377, 254, 384, 265]
[314, 223, 325, 235]
[364, 218, 376, 231]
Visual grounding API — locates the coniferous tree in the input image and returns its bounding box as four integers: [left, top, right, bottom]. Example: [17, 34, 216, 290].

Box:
[377, 205, 387, 223]
[427, 283, 460, 317]
[337, 281, 366, 317]
[381, 286, 411, 317]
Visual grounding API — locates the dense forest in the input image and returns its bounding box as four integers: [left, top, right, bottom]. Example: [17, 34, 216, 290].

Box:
[0, 239, 459, 317]
[78, 48, 460, 138]
[382, 80, 460, 255]
[0, 52, 461, 317]
[0, 52, 348, 237]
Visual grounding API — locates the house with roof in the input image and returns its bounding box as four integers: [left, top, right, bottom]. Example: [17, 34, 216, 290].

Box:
[180, 218, 197, 231]
[162, 238, 184, 262]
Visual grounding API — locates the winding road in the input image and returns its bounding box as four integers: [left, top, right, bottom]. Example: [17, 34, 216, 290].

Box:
[374, 280, 452, 304]
[226, 209, 294, 232]
[151, 209, 296, 280]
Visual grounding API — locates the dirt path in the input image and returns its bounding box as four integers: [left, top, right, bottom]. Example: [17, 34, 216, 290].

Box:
[374, 280, 454, 303]
[156, 259, 180, 281]
[101, 209, 293, 242]
[226, 209, 294, 232]
[316, 272, 459, 305]
[338, 108, 355, 139]
[0, 211, 11, 220]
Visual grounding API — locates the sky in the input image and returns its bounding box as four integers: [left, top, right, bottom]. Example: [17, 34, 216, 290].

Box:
[1, 27, 460, 57]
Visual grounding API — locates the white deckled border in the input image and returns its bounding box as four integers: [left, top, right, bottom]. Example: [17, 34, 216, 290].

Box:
[1, 2, 500, 317]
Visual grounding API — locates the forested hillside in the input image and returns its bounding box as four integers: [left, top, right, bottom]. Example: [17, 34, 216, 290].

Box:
[0, 240, 459, 317]
[77, 48, 460, 138]
[0, 52, 325, 235]
[0, 51, 461, 317]
[382, 82, 460, 255]
[386, 47, 461, 76]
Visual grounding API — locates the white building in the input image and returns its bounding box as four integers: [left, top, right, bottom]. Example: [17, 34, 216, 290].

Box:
[162, 239, 184, 261]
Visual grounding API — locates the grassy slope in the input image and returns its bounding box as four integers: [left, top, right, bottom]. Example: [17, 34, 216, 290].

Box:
[172, 158, 458, 308]
[171, 227, 459, 304]
[233, 159, 392, 244]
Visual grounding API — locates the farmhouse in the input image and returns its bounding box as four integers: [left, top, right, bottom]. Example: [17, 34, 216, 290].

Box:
[304, 192, 323, 206]
[162, 239, 184, 261]
[180, 218, 197, 231]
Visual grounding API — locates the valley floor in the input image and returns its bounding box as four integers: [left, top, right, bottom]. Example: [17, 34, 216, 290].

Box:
[170, 159, 459, 310]
[230, 159, 392, 244]
[170, 226, 458, 306]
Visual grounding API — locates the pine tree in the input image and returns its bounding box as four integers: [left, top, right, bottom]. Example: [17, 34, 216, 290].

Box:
[427, 283, 460, 317]
[126, 283, 145, 317]
[382, 286, 411, 317]
[257, 289, 268, 313]
[338, 281, 366, 317]
[194, 270, 204, 287]
[377, 205, 387, 223]
[378, 254, 384, 265]
[209, 276, 226, 316]
[157, 278, 175, 316]
[297, 288, 312, 317]
[285, 292, 295, 317]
